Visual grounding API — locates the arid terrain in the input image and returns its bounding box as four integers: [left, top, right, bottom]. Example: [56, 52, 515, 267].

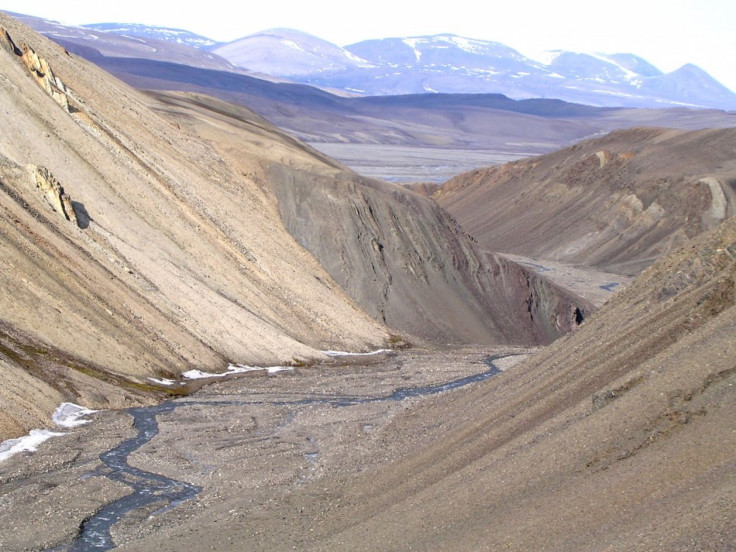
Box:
[0, 11, 734, 552]
[436, 127, 736, 275]
[2, 218, 734, 551]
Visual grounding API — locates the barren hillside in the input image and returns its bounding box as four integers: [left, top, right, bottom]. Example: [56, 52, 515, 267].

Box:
[0, 15, 397, 438]
[0, 14, 586, 439]
[196, 210, 735, 552]
[436, 127, 736, 275]
[13, 170, 729, 552]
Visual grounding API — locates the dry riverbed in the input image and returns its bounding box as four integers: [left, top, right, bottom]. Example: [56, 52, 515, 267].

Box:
[0, 347, 530, 551]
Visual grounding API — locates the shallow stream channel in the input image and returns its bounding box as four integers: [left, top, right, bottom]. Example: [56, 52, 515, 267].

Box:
[50, 352, 519, 551]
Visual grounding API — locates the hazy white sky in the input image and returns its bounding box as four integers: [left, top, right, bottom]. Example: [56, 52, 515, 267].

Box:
[2, 0, 735, 92]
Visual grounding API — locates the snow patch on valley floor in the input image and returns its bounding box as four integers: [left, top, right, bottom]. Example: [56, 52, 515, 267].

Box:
[0, 402, 98, 463]
[0, 429, 65, 462]
[52, 402, 98, 428]
[182, 364, 294, 380]
[322, 349, 391, 357]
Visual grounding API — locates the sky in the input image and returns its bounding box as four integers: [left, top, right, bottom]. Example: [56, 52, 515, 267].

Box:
[2, 0, 735, 92]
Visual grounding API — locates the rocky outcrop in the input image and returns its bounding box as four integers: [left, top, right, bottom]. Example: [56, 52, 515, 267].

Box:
[1, 26, 70, 112]
[20, 43, 71, 112]
[27, 165, 80, 227]
[0, 27, 21, 56]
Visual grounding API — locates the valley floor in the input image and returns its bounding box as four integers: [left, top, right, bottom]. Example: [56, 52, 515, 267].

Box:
[0, 347, 530, 551]
[308, 143, 534, 183]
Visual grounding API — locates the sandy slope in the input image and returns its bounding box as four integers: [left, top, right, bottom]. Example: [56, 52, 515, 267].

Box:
[0, 14, 589, 440]
[436, 126, 736, 275]
[0, 14, 388, 438]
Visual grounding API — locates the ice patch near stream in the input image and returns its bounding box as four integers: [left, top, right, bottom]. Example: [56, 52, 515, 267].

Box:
[322, 349, 391, 357]
[0, 402, 97, 463]
[182, 364, 294, 379]
[0, 429, 65, 462]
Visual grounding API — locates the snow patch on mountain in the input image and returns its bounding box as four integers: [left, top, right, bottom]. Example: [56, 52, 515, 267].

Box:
[402, 38, 423, 62]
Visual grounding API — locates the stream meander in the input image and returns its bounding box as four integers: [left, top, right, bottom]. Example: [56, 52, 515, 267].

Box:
[55, 354, 508, 551]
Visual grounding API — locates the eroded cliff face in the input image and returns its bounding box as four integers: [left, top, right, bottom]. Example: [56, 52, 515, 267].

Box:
[267, 164, 592, 345]
[144, 90, 592, 348]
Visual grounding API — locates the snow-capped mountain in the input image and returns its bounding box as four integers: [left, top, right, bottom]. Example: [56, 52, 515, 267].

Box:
[213, 31, 736, 110]
[82, 22, 219, 49]
[9, 10, 735, 111]
[212, 28, 375, 77]
[348, 34, 536, 71]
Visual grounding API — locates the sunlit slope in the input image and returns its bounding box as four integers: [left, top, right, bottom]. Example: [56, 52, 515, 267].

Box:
[436, 127, 736, 275]
[0, 14, 592, 439]
[0, 14, 388, 438]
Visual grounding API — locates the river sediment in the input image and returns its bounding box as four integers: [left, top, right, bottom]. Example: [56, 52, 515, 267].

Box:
[0, 347, 528, 551]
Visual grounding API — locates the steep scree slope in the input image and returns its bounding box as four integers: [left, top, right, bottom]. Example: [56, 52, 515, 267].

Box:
[0, 15, 388, 438]
[244, 213, 736, 552]
[0, 15, 586, 439]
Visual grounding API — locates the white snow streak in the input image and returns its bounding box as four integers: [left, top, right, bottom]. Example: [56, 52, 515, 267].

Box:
[0, 430, 64, 463]
[182, 364, 294, 379]
[148, 377, 177, 386]
[322, 349, 391, 357]
[52, 402, 98, 428]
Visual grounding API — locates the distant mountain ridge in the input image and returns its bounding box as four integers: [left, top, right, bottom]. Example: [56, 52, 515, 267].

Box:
[214, 29, 736, 110]
[213, 28, 372, 78]
[82, 22, 219, 49]
[8, 12, 736, 110]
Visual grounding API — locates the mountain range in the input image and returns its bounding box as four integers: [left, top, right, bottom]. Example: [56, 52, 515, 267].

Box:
[215, 29, 736, 110]
[10, 12, 736, 111]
